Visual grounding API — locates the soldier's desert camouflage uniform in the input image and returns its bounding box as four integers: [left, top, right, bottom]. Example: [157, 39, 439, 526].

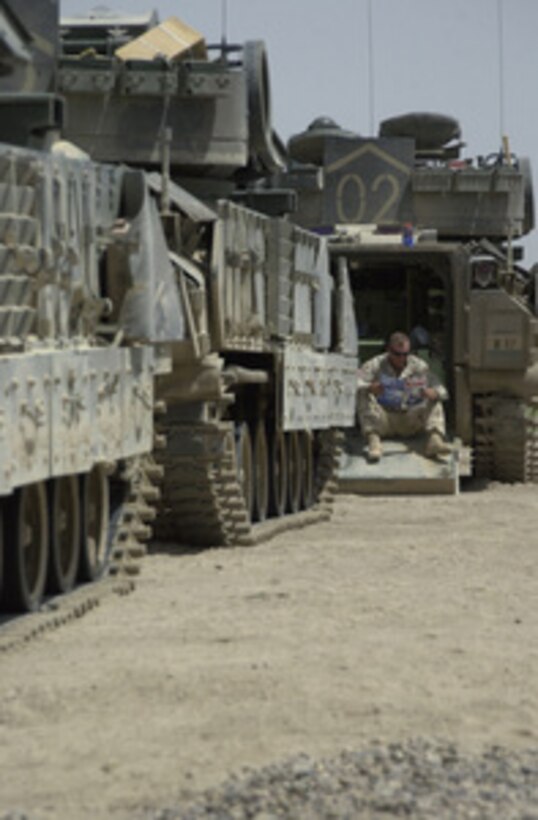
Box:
[357, 353, 448, 438]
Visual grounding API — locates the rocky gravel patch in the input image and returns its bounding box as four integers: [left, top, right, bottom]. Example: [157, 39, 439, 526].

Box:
[158, 740, 538, 820]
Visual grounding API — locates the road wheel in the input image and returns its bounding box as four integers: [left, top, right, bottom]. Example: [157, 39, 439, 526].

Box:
[286, 431, 302, 514]
[269, 429, 287, 517]
[253, 421, 269, 522]
[47, 475, 81, 594]
[300, 431, 314, 509]
[79, 464, 110, 582]
[1, 482, 49, 612]
[236, 422, 254, 521]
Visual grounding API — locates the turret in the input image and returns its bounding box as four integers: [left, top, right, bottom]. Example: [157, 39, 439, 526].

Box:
[281, 111, 534, 242]
[57, 10, 285, 200]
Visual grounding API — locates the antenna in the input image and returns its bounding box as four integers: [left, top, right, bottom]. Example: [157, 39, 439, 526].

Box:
[497, 0, 514, 277]
[497, 0, 505, 140]
[367, 0, 375, 136]
[221, 0, 228, 50]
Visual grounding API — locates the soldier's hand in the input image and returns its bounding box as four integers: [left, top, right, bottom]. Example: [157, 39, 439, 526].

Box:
[369, 382, 383, 396]
[423, 387, 438, 401]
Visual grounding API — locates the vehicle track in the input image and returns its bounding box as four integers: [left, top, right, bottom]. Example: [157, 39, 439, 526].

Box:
[0, 427, 342, 650]
[154, 420, 341, 547]
[473, 395, 538, 481]
[0, 576, 134, 653]
[0, 453, 158, 652]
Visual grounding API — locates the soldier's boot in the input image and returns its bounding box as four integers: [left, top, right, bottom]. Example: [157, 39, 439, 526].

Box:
[367, 433, 382, 462]
[425, 431, 452, 458]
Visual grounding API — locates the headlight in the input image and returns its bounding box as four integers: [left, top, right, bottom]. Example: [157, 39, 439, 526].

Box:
[471, 256, 498, 288]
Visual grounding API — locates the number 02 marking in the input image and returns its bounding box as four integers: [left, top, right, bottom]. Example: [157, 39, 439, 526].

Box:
[335, 172, 401, 223]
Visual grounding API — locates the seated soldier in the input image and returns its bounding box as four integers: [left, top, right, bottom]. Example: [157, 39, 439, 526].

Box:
[357, 330, 452, 462]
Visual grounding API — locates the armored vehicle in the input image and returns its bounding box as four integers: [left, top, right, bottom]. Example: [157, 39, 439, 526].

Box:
[58, 10, 358, 545]
[0, 0, 187, 612]
[279, 112, 537, 490]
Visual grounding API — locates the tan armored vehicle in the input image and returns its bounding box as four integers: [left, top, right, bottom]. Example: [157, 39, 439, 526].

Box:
[58, 11, 358, 545]
[0, 1, 183, 611]
[279, 112, 536, 491]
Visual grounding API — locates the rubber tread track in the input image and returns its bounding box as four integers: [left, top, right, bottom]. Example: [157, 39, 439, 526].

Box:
[109, 455, 160, 576]
[0, 577, 134, 653]
[473, 395, 538, 482]
[154, 418, 342, 547]
[0, 454, 159, 652]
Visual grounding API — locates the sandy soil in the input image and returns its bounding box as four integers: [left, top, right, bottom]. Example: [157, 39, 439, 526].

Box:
[0, 484, 537, 819]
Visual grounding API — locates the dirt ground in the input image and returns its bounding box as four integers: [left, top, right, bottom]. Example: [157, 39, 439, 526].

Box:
[0, 483, 537, 819]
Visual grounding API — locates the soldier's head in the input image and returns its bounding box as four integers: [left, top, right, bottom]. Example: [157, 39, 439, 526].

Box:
[386, 331, 410, 374]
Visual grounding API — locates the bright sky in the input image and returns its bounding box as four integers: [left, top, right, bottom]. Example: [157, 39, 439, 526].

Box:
[60, 0, 538, 262]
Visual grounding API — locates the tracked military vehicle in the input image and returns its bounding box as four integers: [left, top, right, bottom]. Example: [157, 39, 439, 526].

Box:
[58, 10, 357, 545]
[0, 1, 188, 612]
[278, 112, 537, 489]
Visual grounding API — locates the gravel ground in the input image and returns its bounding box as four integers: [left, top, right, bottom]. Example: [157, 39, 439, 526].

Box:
[159, 740, 538, 819]
[0, 487, 537, 819]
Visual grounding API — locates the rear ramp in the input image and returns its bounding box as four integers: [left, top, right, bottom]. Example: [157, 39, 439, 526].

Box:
[338, 430, 460, 495]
